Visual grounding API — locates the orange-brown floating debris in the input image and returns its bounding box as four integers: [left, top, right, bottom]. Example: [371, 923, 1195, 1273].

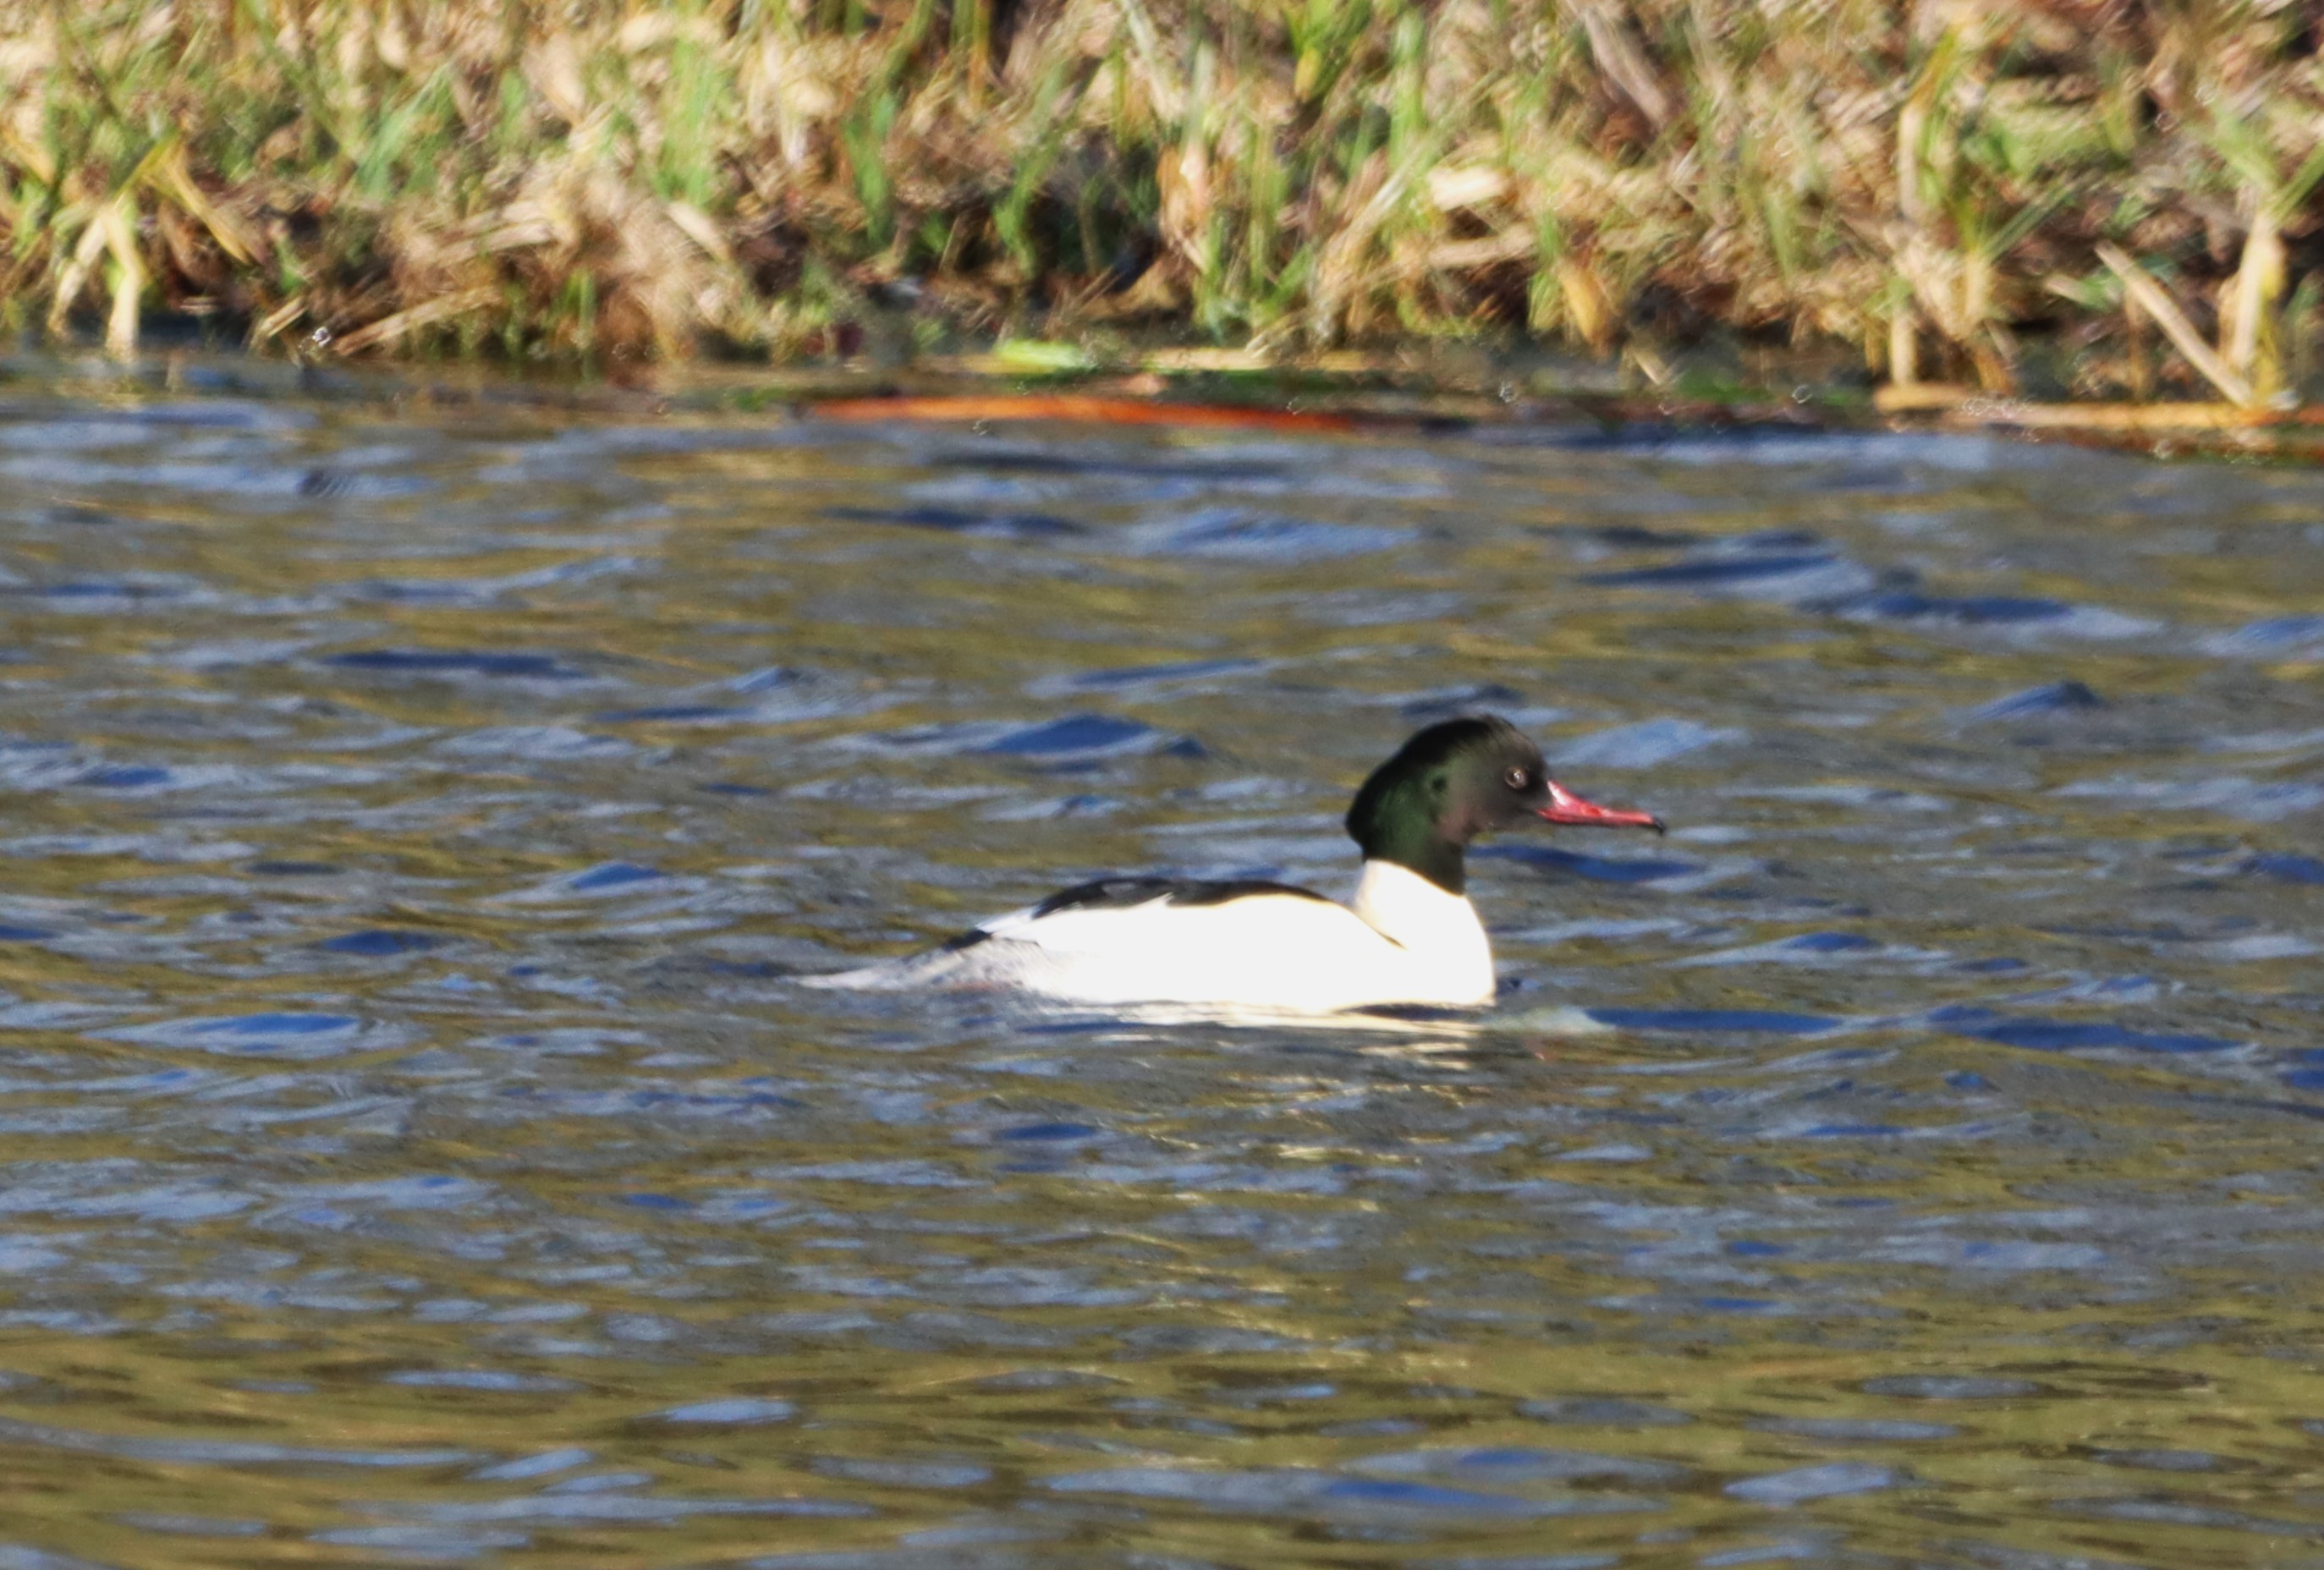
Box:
[803, 395, 1358, 433]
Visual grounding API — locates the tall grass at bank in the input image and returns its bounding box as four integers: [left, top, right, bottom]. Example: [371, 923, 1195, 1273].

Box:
[3, 0, 2321, 403]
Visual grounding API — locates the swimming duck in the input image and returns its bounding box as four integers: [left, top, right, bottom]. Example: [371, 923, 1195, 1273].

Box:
[812, 715, 1663, 1013]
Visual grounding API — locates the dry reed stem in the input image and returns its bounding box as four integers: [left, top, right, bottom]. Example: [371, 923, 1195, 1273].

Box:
[1964, 401, 2268, 431]
[0, 0, 2316, 403]
[2096, 242, 2256, 408]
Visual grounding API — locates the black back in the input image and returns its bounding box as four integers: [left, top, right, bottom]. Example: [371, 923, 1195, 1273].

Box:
[933, 876, 1330, 954]
[1031, 876, 1330, 917]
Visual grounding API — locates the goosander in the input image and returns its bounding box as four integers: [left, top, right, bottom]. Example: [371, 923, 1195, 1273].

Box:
[812, 715, 1664, 1013]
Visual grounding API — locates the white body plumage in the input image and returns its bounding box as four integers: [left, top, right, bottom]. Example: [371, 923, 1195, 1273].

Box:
[812, 861, 1496, 1013]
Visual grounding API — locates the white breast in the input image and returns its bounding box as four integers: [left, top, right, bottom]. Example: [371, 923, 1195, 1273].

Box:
[1346, 860, 1496, 1000]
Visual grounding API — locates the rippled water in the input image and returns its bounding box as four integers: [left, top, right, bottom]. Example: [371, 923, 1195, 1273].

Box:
[2, 366, 2321, 1568]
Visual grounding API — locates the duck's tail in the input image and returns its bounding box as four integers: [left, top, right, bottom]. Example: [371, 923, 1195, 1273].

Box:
[797, 937, 990, 991]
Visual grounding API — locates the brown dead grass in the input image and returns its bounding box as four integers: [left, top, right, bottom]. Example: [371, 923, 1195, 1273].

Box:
[3, 1, 2321, 404]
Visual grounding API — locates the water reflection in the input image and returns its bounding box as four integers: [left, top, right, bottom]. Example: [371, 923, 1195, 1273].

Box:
[0, 363, 2321, 1567]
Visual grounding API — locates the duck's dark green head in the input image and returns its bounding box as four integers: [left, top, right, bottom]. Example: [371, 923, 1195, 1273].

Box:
[1344, 716, 1664, 893]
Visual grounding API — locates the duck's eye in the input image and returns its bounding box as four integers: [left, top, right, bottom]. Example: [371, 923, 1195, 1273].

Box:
[1503, 766, 1530, 791]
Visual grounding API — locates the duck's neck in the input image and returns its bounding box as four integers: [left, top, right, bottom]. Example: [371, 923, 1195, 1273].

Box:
[1351, 859, 1492, 964]
[1354, 820, 1465, 894]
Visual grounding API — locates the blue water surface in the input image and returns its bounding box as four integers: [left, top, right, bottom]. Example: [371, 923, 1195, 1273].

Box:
[0, 362, 2318, 1569]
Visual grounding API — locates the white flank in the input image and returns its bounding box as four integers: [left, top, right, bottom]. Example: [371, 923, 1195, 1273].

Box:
[810, 859, 1498, 1013]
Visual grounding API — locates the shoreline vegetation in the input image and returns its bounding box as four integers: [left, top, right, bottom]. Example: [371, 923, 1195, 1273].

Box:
[3, 1, 2323, 421]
